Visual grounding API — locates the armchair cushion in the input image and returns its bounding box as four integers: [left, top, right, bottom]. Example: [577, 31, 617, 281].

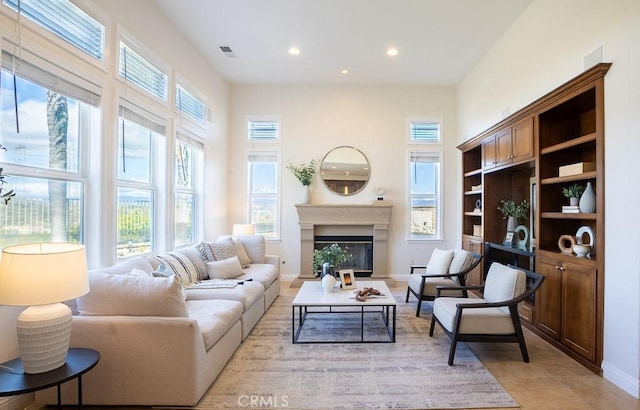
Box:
[408, 274, 460, 297]
[449, 249, 474, 275]
[433, 297, 516, 334]
[483, 263, 526, 313]
[426, 248, 454, 275]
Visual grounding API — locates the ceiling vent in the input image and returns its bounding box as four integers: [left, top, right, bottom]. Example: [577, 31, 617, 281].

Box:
[219, 46, 236, 58]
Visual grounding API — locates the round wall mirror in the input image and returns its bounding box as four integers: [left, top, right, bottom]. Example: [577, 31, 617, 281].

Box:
[320, 146, 370, 196]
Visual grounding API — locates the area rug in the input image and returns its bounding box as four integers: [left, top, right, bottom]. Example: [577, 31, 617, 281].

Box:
[195, 292, 519, 409]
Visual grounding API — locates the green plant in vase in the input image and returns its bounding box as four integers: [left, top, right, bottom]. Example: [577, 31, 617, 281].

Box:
[562, 184, 584, 206]
[312, 243, 352, 278]
[497, 200, 529, 231]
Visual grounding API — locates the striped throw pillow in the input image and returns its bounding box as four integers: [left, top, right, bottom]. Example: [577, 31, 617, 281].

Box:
[154, 249, 208, 286]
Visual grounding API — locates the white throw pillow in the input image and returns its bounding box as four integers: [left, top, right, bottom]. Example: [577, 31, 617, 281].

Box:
[234, 240, 252, 268]
[206, 256, 244, 279]
[449, 249, 474, 274]
[426, 248, 454, 275]
[77, 272, 188, 317]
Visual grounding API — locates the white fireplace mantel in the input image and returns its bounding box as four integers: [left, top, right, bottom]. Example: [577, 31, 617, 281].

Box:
[294, 203, 393, 284]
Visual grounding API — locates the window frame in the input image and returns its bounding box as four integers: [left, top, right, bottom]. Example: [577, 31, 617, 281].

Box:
[247, 116, 281, 142]
[246, 149, 281, 241]
[174, 133, 204, 247]
[408, 118, 443, 145]
[116, 100, 166, 258]
[117, 36, 169, 103]
[407, 149, 444, 241]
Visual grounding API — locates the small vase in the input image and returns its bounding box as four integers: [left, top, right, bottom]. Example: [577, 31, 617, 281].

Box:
[569, 197, 579, 206]
[506, 216, 517, 232]
[321, 274, 336, 293]
[321, 263, 335, 279]
[301, 185, 311, 204]
[579, 182, 595, 213]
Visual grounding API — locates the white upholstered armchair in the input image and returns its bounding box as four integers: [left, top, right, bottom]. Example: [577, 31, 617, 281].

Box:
[405, 248, 482, 317]
[429, 262, 545, 365]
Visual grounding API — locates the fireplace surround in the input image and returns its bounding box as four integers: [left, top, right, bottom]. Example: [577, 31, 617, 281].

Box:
[294, 204, 393, 285]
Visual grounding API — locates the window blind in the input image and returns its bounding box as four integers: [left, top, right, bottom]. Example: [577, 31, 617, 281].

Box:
[119, 42, 167, 101]
[3, 0, 104, 60]
[248, 120, 279, 140]
[1, 50, 101, 105]
[176, 84, 206, 123]
[410, 122, 440, 142]
[119, 100, 167, 136]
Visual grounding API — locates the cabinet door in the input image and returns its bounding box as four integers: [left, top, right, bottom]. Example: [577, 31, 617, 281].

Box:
[562, 262, 597, 361]
[536, 258, 562, 339]
[482, 135, 497, 170]
[511, 117, 534, 162]
[462, 236, 483, 287]
[495, 128, 513, 167]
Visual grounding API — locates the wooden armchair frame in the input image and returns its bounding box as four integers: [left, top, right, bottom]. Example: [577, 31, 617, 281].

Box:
[429, 267, 545, 365]
[405, 252, 482, 317]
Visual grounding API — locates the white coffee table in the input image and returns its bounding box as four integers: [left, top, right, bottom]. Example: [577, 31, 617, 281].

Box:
[291, 280, 396, 343]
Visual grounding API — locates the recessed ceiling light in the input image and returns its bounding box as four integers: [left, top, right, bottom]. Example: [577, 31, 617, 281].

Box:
[386, 48, 398, 57]
[288, 47, 300, 55]
[341, 69, 349, 74]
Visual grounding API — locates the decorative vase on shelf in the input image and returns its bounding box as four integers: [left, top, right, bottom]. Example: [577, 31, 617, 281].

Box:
[321, 273, 336, 293]
[301, 185, 311, 204]
[506, 216, 517, 232]
[579, 182, 595, 213]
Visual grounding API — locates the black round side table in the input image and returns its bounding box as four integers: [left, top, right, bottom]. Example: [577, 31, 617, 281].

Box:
[0, 348, 100, 408]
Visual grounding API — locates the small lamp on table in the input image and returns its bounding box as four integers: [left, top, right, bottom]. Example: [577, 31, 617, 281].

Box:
[232, 224, 256, 236]
[0, 243, 89, 374]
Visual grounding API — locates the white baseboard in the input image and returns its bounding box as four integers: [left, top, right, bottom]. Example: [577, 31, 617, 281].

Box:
[602, 361, 640, 399]
[0, 394, 33, 410]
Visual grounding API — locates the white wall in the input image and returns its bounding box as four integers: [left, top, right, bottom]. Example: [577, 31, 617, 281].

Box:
[457, 0, 640, 398]
[228, 85, 461, 279]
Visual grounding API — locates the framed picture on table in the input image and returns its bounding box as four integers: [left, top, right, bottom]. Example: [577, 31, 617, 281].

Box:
[339, 269, 356, 290]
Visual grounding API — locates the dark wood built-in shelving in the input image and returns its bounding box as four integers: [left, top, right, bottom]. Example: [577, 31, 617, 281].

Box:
[457, 63, 609, 375]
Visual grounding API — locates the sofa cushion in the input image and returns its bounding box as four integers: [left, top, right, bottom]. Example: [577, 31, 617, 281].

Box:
[234, 240, 252, 268]
[186, 299, 243, 350]
[153, 249, 208, 286]
[206, 256, 244, 279]
[426, 248, 454, 275]
[93, 256, 154, 276]
[408, 273, 462, 297]
[219, 235, 265, 264]
[235, 263, 278, 290]
[185, 281, 264, 312]
[78, 272, 188, 317]
[198, 237, 238, 262]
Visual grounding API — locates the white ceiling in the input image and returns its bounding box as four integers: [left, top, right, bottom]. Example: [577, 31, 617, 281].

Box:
[153, 0, 531, 86]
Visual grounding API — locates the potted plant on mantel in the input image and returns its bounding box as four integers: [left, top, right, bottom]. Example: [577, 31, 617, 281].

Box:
[497, 199, 529, 232]
[286, 159, 318, 204]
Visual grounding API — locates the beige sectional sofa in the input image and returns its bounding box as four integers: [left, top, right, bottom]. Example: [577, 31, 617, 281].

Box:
[35, 235, 280, 407]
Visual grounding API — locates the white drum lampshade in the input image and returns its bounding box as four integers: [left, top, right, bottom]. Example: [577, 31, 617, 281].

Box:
[0, 243, 89, 374]
[232, 224, 256, 236]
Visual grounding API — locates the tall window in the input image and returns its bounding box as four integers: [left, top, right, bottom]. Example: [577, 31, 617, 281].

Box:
[175, 137, 203, 247]
[117, 105, 165, 257]
[0, 54, 99, 247]
[247, 151, 279, 239]
[3, 0, 105, 60]
[409, 151, 442, 239]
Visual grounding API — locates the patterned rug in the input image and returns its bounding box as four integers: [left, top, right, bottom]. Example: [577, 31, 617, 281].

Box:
[195, 292, 519, 409]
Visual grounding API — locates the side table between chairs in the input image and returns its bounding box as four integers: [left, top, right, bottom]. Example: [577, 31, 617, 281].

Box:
[0, 348, 100, 408]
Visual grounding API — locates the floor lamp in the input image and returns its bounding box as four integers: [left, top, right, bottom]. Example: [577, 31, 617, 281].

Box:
[0, 243, 89, 374]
